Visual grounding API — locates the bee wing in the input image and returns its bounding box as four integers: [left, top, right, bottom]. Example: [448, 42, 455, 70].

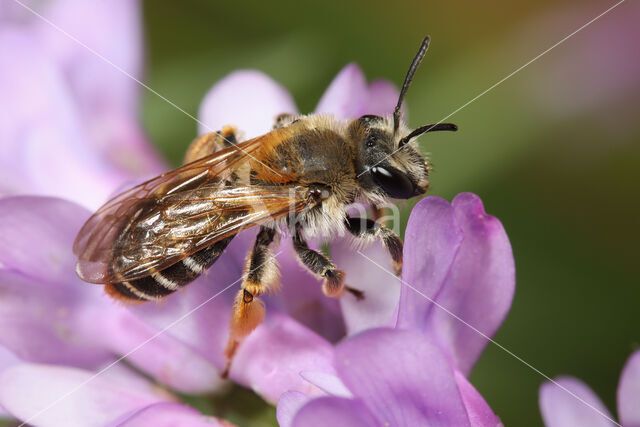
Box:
[74, 135, 305, 283]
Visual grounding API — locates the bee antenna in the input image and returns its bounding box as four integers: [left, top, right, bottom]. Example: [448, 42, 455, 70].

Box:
[398, 123, 458, 147]
[393, 36, 431, 135]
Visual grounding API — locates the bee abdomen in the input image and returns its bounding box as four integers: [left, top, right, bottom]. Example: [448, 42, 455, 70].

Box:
[106, 235, 234, 302]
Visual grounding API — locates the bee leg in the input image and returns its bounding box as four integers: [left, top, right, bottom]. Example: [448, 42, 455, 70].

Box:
[183, 125, 239, 164]
[222, 226, 277, 378]
[345, 217, 403, 276]
[273, 113, 298, 129]
[291, 224, 361, 299]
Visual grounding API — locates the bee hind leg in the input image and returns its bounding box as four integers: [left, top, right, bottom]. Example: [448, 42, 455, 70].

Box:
[345, 216, 403, 276]
[292, 223, 362, 300]
[222, 226, 278, 378]
[183, 125, 239, 164]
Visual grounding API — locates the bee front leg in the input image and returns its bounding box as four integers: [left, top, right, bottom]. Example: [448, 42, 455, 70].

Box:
[184, 125, 239, 164]
[292, 224, 363, 300]
[345, 217, 403, 276]
[222, 226, 278, 378]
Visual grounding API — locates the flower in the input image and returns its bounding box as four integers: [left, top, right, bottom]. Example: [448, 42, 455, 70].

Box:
[0, 0, 165, 209]
[539, 350, 640, 427]
[0, 3, 516, 425]
[277, 194, 515, 426]
[277, 328, 503, 427]
[0, 2, 413, 421]
[0, 360, 230, 426]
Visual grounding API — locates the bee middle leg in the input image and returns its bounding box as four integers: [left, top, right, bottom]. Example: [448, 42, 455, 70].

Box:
[222, 226, 278, 378]
[292, 223, 363, 300]
[183, 125, 239, 164]
[345, 216, 403, 276]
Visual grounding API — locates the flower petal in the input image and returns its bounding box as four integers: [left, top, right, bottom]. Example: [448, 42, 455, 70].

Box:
[315, 65, 400, 119]
[272, 237, 345, 343]
[315, 64, 369, 119]
[332, 237, 400, 335]
[396, 196, 463, 330]
[335, 328, 471, 426]
[454, 371, 501, 427]
[0, 3, 164, 208]
[299, 371, 353, 398]
[232, 312, 336, 403]
[618, 350, 640, 426]
[0, 270, 111, 368]
[113, 402, 228, 427]
[0, 196, 86, 284]
[0, 363, 172, 427]
[364, 79, 401, 117]
[539, 377, 615, 427]
[291, 396, 378, 427]
[99, 309, 224, 394]
[277, 391, 311, 427]
[397, 194, 516, 375]
[198, 70, 298, 139]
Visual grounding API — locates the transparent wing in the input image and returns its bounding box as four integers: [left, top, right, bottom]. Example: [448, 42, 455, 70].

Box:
[73, 135, 305, 283]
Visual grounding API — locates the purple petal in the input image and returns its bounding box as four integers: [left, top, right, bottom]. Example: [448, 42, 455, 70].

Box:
[40, 0, 167, 181]
[0, 270, 111, 369]
[314, 64, 369, 119]
[397, 194, 516, 375]
[396, 197, 463, 331]
[0, 197, 113, 367]
[539, 377, 616, 427]
[0, 196, 87, 284]
[335, 328, 471, 426]
[232, 312, 336, 403]
[454, 371, 501, 427]
[0, 196, 223, 391]
[331, 237, 400, 335]
[314, 65, 400, 119]
[277, 391, 311, 427]
[299, 371, 353, 398]
[198, 70, 298, 139]
[272, 237, 345, 343]
[99, 308, 224, 394]
[0, 363, 173, 427]
[113, 402, 228, 427]
[292, 397, 378, 427]
[0, 27, 162, 209]
[618, 350, 640, 426]
[364, 79, 401, 117]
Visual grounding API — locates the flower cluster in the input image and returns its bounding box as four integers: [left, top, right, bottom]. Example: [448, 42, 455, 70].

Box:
[0, 1, 517, 426]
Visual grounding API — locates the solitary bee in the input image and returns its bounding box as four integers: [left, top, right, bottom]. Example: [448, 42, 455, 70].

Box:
[74, 36, 457, 377]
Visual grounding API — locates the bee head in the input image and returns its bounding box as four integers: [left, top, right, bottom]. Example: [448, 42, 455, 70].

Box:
[351, 36, 457, 200]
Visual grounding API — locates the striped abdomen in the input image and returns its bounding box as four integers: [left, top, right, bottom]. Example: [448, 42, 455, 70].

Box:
[105, 235, 234, 302]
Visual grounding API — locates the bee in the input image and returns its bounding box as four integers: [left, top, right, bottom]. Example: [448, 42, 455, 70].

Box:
[73, 36, 457, 377]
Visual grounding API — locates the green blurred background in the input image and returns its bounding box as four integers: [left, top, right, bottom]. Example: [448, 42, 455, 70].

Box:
[139, 1, 639, 425]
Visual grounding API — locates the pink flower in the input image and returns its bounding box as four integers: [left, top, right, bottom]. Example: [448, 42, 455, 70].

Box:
[0, 0, 164, 209]
[277, 194, 514, 426]
[539, 350, 640, 427]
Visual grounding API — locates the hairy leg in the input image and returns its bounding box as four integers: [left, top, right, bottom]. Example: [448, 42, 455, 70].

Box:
[292, 223, 363, 299]
[345, 216, 403, 276]
[222, 226, 278, 378]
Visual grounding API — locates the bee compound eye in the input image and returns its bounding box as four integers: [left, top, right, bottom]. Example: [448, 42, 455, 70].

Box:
[370, 166, 415, 199]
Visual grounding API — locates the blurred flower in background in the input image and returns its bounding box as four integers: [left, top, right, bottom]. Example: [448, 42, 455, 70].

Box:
[0, 0, 164, 209]
[0, 2, 517, 421]
[539, 350, 640, 427]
